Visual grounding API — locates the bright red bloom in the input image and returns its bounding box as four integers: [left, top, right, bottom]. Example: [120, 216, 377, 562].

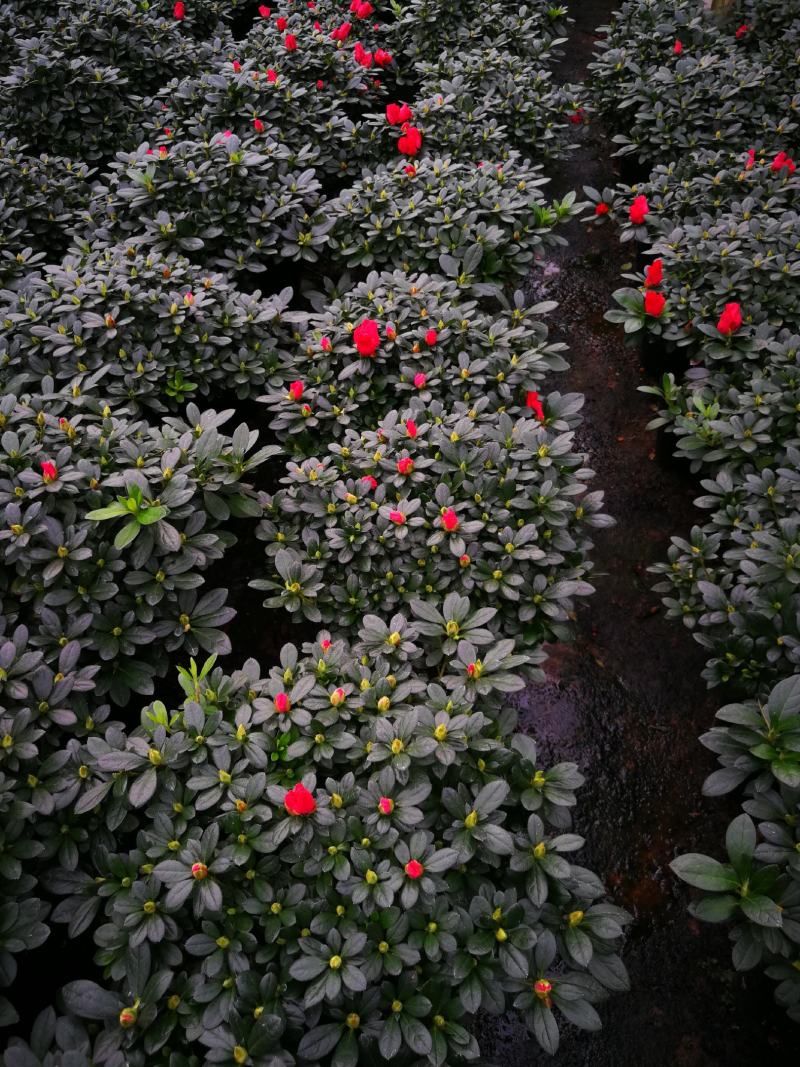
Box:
[534, 979, 552, 998]
[331, 21, 352, 41]
[258, 5, 270, 16]
[349, 0, 359, 9]
[404, 164, 416, 177]
[526, 391, 544, 421]
[629, 195, 649, 225]
[173, 1, 185, 19]
[568, 108, 585, 124]
[378, 796, 394, 815]
[405, 859, 424, 879]
[405, 419, 417, 438]
[289, 380, 304, 401]
[284, 782, 316, 816]
[374, 49, 392, 67]
[353, 42, 373, 67]
[274, 692, 291, 713]
[594, 202, 609, 216]
[745, 148, 756, 170]
[643, 291, 666, 317]
[276, 16, 287, 30]
[353, 319, 381, 356]
[285, 33, 297, 50]
[771, 151, 796, 175]
[389, 510, 406, 525]
[253, 117, 265, 133]
[717, 302, 743, 336]
[397, 125, 422, 157]
[386, 103, 413, 125]
[735, 24, 749, 39]
[644, 258, 663, 287]
[321, 638, 332, 650]
[424, 328, 438, 346]
[413, 372, 426, 389]
[673, 39, 682, 54]
[397, 457, 414, 475]
[356, 1, 373, 17]
[41, 461, 57, 482]
[232, 60, 242, 72]
[314, 21, 321, 30]
[362, 475, 378, 490]
[316, 79, 324, 89]
[267, 68, 278, 82]
[320, 336, 332, 351]
[441, 508, 459, 532]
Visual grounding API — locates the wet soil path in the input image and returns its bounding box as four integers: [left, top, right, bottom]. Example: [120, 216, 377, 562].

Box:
[479, 2, 799, 1064]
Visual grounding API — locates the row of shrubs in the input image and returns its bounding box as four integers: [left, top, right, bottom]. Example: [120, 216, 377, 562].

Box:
[0, 1, 630, 1064]
[589, 0, 800, 1026]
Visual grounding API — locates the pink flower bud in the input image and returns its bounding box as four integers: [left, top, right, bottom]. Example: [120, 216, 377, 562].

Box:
[275, 692, 291, 713]
[441, 508, 459, 532]
[389, 510, 406, 525]
[413, 372, 426, 389]
[378, 796, 394, 815]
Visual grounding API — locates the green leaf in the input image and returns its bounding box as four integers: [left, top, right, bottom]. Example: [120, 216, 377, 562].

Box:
[114, 520, 141, 549]
[86, 503, 129, 521]
[725, 814, 756, 874]
[670, 853, 739, 891]
[691, 894, 739, 923]
[739, 894, 783, 927]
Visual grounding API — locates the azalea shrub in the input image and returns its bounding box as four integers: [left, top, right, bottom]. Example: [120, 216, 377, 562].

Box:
[0, 625, 628, 1063]
[81, 136, 332, 277]
[0, 135, 94, 289]
[671, 675, 800, 1021]
[252, 400, 609, 650]
[0, 244, 294, 413]
[259, 270, 567, 446]
[326, 153, 579, 283]
[0, 389, 275, 705]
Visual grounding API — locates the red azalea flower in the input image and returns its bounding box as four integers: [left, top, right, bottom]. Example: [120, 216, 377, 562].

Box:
[526, 391, 544, 421]
[389, 510, 406, 525]
[316, 79, 324, 89]
[284, 782, 316, 816]
[644, 258, 663, 287]
[353, 42, 373, 67]
[405, 859, 424, 879]
[717, 302, 743, 336]
[397, 125, 422, 156]
[289, 380, 304, 401]
[629, 195, 649, 225]
[397, 457, 414, 475]
[232, 60, 241, 72]
[441, 508, 459, 532]
[771, 151, 796, 174]
[321, 638, 332, 650]
[320, 336, 332, 351]
[378, 796, 394, 815]
[258, 5, 270, 16]
[183, 291, 194, 306]
[362, 474, 378, 490]
[459, 553, 470, 567]
[191, 862, 208, 880]
[385, 325, 397, 340]
[253, 117, 265, 132]
[644, 291, 666, 317]
[404, 164, 416, 177]
[330, 687, 346, 706]
[673, 39, 682, 54]
[413, 372, 426, 389]
[594, 202, 610, 216]
[374, 48, 392, 67]
[349, 0, 359, 9]
[568, 108, 585, 124]
[735, 24, 749, 39]
[745, 148, 756, 170]
[274, 692, 291, 713]
[276, 15, 287, 30]
[405, 419, 417, 438]
[285, 33, 297, 50]
[353, 318, 381, 356]
[314, 20, 321, 30]
[267, 68, 278, 82]
[424, 328, 438, 346]
[331, 21, 352, 41]
[41, 461, 58, 482]
[386, 103, 413, 125]
[173, 1, 185, 19]
[356, 1, 373, 17]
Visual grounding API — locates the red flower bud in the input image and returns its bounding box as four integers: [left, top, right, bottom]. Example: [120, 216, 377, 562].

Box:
[735, 24, 749, 39]
[173, 1, 185, 19]
[405, 419, 417, 438]
[629, 195, 649, 225]
[119, 1008, 138, 1029]
[258, 5, 270, 16]
[232, 60, 242, 72]
[331, 21, 352, 41]
[41, 461, 57, 482]
[397, 125, 422, 157]
[716, 302, 743, 337]
[289, 380, 304, 401]
[389, 510, 406, 525]
[673, 40, 682, 54]
[526, 391, 544, 421]
[285, 33, 297, 50]
[374, 49, 392, 67]
[405, 859, 424, 879]
[321, 336, 332, 351]
[267, 68, 278, 82]
[362, 474, 378, 490]
[284, 782, 316, 816]
[356, 1, 373, 17]
[594, 202, 609, 216]
[424, 328, 438, 346]
[771, 151, 796, 175]
[274, 692, 291, 713]
[441, 508, 459, 532]
[745, 148, 756, 170]
[534, 979, 552, 998]
[316, 79, 324, 89]
[404, 164, 417, 177]
[191, 862, 208, 880]
[321, 638, 332, 650]
[276, 16, 287, 30]
[413, 372, 426, 389]
[353, 318, 381, 356]
[397, 457, 414, 475]
[459, 553, 471, 567]
[253, 117, 265, 133]
[378, 796, 394, 814]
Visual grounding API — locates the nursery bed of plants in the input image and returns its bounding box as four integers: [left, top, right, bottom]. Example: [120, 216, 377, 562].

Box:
[0, 0, 798, 1065]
